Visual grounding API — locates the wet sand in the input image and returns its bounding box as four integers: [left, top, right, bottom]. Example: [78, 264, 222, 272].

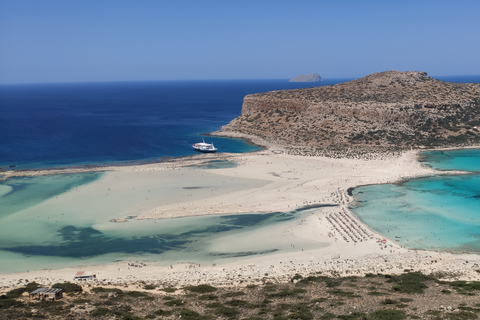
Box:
[2, 148, 480, 292]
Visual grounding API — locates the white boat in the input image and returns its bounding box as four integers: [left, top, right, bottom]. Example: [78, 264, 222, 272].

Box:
[193, 138, 217, 153]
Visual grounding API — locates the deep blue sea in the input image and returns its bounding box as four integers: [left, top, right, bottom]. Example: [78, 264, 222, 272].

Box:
[1, 75, 476, 170]
[0, 79, 350, 170]
[1, 75, 480, 272]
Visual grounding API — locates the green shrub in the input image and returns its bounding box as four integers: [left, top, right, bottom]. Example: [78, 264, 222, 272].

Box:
[143, 284, 156, 290]
[337, 312, 367, 320]
[184, 284, 217, 293]
[329, 289, 359, 297]
[225, 299, 249, 307]
[120, 313, 143, 320]
[446, 311, 478, 320]
[91, 287, 123, 294]
[4, 281, 42, 299]
[297, 275, 325, 285]
[448, 281, 480, 294]
[325, 277, 345, 288]
[390, 272, 433, 294]
[368, 309, 406, 320]
[268, 288, 306, 298]
[382, 299, 397, 305]
[154, 308, 173, 316]
[198, 294, 218, 301]
[5, 288, 27, 299]
[25, 282, 42, 292]
[52, 282, 83, 293]
[36, 299, 65, 312]
[289, 303, 314, 320]
[291, 273, 303, 282]
[165, 299, 184, 306]
[91, 307, 112, 317]
[0, 297, 23, 309]
[125, 291, 149, 298]
[205, 302, 223, 308]
[263, 284, 277, 292]
[221, 291, 245, 298]
[214, 305, 239, 318]
[179, 308, 213, 320]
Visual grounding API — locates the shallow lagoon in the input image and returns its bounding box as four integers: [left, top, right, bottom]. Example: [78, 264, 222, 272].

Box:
[0, 167, 324, 273]
[420, 149, 480, 172]
[351, 149, 480, 253]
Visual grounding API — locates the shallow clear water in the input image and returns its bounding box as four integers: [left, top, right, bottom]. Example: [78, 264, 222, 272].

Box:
[0, 170, 327, 273]
[0, 173, 103, 220]
[351, 148, 480, 253]
[0, 208, 320, 273]
[420, 149, 480, 172]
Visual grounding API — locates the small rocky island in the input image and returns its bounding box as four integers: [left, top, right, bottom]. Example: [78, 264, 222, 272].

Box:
[220, 71, 480, 156]
[289, 73, 322, 82]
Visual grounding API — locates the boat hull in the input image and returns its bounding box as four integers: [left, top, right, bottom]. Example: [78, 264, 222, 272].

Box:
[193, 142, 217, 153]
[193, 147, 217, 153]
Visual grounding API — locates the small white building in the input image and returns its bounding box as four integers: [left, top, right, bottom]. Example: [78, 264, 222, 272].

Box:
[73, 271, 96, 281]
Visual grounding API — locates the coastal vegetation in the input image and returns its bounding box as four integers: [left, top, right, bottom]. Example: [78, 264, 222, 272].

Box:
[3, 272, 480, 319]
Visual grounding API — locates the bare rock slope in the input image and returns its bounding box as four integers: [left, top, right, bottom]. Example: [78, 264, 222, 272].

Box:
[219, 71, 480, 154]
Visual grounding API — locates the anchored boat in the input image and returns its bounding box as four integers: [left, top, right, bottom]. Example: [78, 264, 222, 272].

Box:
[193, 138, 217, 153]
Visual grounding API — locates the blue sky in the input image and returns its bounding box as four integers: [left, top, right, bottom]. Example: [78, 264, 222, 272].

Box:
[1, 0, 479, 84]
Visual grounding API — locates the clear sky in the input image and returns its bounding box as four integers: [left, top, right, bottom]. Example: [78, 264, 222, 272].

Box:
[1, 0, 479, 84]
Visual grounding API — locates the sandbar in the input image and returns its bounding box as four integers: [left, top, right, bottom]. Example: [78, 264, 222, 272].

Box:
[2, 147, 480, 292]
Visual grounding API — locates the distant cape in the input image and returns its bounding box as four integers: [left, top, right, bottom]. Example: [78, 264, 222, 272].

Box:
[289, 73, 322, 82]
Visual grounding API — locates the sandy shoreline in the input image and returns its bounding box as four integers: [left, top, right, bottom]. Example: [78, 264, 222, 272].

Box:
[2, 146, 480, 292]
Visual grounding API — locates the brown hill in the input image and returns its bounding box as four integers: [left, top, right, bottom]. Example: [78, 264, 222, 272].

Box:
[218, 71, 480, 155]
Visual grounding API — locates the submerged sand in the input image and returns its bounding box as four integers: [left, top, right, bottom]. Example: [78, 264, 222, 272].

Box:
[2, 148, 480, 292]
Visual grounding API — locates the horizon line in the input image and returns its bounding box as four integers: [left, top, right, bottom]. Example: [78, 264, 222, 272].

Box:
[1, 73, 480, 86]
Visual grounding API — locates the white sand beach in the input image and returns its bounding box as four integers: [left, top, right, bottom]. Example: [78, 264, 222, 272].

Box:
[2, 147, 480, 292]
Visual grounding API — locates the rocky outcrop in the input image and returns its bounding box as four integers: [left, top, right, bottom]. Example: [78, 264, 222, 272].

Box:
[289, 73, 322, 82]
[219, 71, 480, 154]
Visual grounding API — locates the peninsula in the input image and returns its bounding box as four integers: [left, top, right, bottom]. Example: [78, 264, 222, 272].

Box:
[220, 71, 480, 156]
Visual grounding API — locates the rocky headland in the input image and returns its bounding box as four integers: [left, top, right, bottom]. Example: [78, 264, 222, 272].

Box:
[219, 71, 480, 156]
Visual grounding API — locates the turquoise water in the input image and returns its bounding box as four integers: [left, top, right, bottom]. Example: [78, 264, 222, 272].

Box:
[0, 171, 325, 273]
[0, 173, 103, 220]
[4, 148, 480, 272]
[421, 149, 480, 172]
[351, 148, 480, 253]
